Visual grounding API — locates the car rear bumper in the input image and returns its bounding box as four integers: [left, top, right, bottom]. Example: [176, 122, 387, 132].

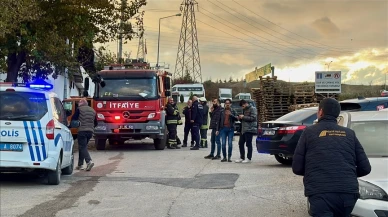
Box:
[0, 156, 58, 171]
[94, 121, 165, 139]
[256, 137, 300, 157]
[351, 199, 388, 217]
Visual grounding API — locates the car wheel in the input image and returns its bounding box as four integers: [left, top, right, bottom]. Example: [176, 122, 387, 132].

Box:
[47, 157, 61, 185]
[62, 152, 74, 175]
[274, 154, 293, 165]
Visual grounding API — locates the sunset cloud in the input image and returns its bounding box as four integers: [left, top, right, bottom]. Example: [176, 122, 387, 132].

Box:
[99, 0, 388, 85]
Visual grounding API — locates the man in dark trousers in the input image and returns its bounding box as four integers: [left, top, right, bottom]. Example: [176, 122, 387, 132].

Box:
[165, 97, 181, 149]
[293, 98, 371, 217]
[199, 97, 209, 148]
[204, 98, 222, 159]
[71, 98, 96, 171]
[182, 100, 194, 147]
[235, 99, 257, 163]
[190, 96, 203, 150]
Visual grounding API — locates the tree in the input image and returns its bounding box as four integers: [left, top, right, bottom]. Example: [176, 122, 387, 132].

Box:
[189, 92, 194, 100]
[180, 94, 184, 103]
[1, 0, 147, 82]
[229, 76, 233, 83]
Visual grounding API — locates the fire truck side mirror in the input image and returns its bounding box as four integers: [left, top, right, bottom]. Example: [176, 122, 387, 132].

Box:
[165, 90, 171, 97]
[164, 78, 171, 90]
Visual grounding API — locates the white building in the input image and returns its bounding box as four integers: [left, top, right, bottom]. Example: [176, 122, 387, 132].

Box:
[0, 67, 94, 101]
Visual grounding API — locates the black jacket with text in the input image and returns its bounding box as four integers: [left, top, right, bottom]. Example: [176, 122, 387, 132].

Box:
[292, 115, 371, 197]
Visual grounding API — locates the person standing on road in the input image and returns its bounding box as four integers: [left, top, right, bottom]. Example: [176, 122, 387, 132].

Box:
[235, 100, 257, 163]
[165, 97, 181, 149]
[199, 97, 209, 148]
[71, 98, 96, 171]
[204, 98, 222, 159]
[219, 99, 238, 162]
[190, 96, 203, 150]
[182, 100, 194, 147]
[292, 98, 371, 217]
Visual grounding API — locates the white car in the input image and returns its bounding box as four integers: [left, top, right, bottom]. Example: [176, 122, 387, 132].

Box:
[0, 81, 74, 185]
[308, 111, 388, 216]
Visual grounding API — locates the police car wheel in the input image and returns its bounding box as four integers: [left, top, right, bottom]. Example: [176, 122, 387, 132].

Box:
[62, 152, 74, 175]
[96, 139, 106, 150]
[47, 157, 61, 185]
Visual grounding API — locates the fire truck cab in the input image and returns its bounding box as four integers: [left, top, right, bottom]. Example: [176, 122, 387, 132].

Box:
[83, 62, 172, 150]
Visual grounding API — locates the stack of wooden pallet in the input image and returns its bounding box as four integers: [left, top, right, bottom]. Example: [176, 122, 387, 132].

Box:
[252, 76, 291, 123]
[293, 84, 316, 104]
[289, 103, 319, 111]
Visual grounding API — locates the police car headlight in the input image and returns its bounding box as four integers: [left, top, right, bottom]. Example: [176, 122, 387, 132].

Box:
[147, 113, 155, 119]
[358, 179, 388, 201]
[97, 113, 105, 120]
[146, 126, 158, 130]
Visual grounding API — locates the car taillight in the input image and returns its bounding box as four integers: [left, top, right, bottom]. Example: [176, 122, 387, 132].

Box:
[278, 126, 306, 134]
[46, 119, 55, 140]
[258, 127, 263, 134]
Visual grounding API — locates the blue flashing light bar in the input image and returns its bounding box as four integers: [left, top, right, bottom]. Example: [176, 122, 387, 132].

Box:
[12, 79, 53, 90]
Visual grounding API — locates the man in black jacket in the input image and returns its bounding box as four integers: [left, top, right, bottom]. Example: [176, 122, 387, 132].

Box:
[182, 100, 194, 147]
[292, 98, 371, 217]
[204, 98, 222, 159]
[190, 96, 203, 150]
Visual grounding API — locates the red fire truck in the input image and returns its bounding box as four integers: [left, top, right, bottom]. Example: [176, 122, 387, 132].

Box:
[82, 61, 172, 150]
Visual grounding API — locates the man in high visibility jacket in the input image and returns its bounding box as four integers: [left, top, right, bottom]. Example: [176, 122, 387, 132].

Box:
[165, 97, 181, 149]
[199, 97, 209, 148]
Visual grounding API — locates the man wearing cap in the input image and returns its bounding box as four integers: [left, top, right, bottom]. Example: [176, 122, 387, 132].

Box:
[199, 97, 209, 148]
[292, 98, 371, 217]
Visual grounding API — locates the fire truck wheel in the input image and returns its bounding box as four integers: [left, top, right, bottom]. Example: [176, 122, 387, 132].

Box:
[154, 138, 166, 150]
[95, 139, 106, 150]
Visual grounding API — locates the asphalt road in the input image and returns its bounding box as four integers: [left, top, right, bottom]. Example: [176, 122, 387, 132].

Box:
[0, 125, 310, 217]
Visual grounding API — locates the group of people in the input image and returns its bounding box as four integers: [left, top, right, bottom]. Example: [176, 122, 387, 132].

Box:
[165, 96, 258, 163]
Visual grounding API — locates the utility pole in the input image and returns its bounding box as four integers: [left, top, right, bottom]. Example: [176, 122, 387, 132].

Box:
[137, 33, 145, 61]
[174, 0, 202, 83]
[118, 0, 127, 62]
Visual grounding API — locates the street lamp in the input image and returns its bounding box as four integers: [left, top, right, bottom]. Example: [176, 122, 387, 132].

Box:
[325, 61, 333, 71]
[156, 13, 181, 69]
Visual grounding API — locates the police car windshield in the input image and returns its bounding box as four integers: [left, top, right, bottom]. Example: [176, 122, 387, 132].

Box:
[0, 92, 48, 121]
[99, 78, 157, 99]
[350, 121, 388, 157]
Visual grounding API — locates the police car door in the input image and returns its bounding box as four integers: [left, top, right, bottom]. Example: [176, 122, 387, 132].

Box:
[51, 97, 72, 166]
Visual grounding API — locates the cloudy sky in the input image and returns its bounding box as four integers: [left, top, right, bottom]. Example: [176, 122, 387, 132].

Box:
[103, 0, 388, 85]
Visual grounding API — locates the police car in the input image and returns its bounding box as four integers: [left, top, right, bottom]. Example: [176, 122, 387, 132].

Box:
[0, 80, 74, 185]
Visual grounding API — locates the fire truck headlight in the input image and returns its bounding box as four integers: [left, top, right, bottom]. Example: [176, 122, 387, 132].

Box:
[97, 113, 105, 120]
[146, 126, 159, 130]
[147, 113, 156, 119]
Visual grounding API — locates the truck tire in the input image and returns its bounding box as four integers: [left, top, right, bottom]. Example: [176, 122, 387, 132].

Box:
[62, 151, 74, 175]
[154, 128, 167, 150]
[96, 139, 106, 150]
[274, 154, 293, 165]
[47, 157, 61, 185]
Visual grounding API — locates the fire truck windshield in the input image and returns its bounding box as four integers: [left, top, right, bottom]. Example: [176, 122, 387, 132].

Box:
[97, 77, 158, 99]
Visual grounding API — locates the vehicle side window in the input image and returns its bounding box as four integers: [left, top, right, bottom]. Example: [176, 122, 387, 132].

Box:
[51, 98, 67, 125]
[303, 114, 318, 125]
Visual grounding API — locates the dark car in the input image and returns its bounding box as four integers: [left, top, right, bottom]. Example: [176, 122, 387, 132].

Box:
[256, 96, 388, 165]
[256, 107, 317, 165]
[231, 99, 256, 134]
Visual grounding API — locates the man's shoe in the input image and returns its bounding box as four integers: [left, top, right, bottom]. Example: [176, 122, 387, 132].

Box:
[221, 158, 227, 162]
[167, 145, 175, 149]
[212, 156, 221, 160]
[175, 145, 181, 149]
[182, 143, 188, 147]
[235, 159, 243, 163]
[228, 158, 232, 162]
[76, 165, 84, 170]
[190, 146, 199, 150]
[204, 155, 213, 159]
[86, 161, 94, 171]
[242, 159, 251, 164]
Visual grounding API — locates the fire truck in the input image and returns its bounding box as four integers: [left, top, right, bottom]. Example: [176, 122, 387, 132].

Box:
[82, 61, 172, 150]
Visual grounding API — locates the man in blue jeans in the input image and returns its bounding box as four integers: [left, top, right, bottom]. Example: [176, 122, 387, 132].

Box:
[204, 98, 222, 159]
[219, 99, 238, 162]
